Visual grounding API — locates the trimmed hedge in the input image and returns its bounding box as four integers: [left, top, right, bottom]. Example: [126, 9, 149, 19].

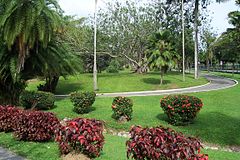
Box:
[14, 111, 60, 142]
[111, 96, 133, 121]
[160, 95, 203, 125]
[127, 126, 208, 160]
[55, 118, 104, 158]
[70, 91, 96, 114]
[20, 90, 55, 110]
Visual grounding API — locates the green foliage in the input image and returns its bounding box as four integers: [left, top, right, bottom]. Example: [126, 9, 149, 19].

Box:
[20, 90, 55, 110]
[70, 91, 96, 114]
[55, 118, 104, 158]
[111, 97, 133, 121]
[0, 0, 62, 71]
[146, 31, 179, 84]
[160, 95, 203, 126]
[106, 60, 121, 73]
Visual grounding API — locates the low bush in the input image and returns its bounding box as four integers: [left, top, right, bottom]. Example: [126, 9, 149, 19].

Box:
[55, 118, 104, 158]
[126, 126, 208, 160]
[106, 60, 121, 73]
[20, 90, 55, 110]
[160, 95, 203, 125]
[111, 96, 133, 121]
[70, 91, 96, 114]
[0, 106, 22, 132]
[14, 111, 60, 142]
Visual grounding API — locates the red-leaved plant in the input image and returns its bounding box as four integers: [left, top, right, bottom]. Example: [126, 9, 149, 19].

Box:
[126, 126, 208, 160]
[55, 118, 104, 158]
[14, 111, 60, 142]
[160, 95, 203, 125]
[0, 105, 22, 132]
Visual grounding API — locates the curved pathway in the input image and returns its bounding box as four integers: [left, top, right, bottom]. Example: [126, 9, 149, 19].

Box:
[96, 74, 238, 97]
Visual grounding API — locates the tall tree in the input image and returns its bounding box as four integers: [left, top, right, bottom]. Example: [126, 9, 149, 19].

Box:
[0, 0, 80, 104]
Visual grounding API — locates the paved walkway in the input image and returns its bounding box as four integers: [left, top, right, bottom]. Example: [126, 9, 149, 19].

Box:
[96, 74, 238, 97]
[0, 147, 25, 160]
[55, 74, 238, 98]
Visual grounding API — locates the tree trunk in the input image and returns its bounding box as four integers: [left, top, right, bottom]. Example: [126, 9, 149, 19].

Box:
[0, 79, 25, 105]
[194, 0, 199, 79]
[207, 59, 210, 73]
[38, 76, 59, 93]
[232, 62, 235, 76]
[134, 64, 149, 74]
[160, 70, 163, 85]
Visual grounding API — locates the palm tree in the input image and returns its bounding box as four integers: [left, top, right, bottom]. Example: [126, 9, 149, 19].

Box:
[0, 0, 62, 72]
[146, 31, 179, 85]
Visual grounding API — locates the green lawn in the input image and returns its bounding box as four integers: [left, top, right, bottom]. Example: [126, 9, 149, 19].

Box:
[1, 72, 239, 159]
[52, 73, 240, 146]
[27, 71, 208, 94]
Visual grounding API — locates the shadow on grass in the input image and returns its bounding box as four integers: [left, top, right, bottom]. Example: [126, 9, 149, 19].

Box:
[141, 78, 171, 85]
[86, 72, 134, 78]
[156, 112, 240, 146]
[55, 83, 85, 94]
[193, 112, 240, 146]
[156, 113, 169, 122]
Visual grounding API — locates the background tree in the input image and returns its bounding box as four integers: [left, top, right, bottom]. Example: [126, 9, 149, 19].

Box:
[146, 31, 179, 85]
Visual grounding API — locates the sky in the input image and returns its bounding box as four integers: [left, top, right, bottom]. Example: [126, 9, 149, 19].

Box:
[58, 0, 239, 35]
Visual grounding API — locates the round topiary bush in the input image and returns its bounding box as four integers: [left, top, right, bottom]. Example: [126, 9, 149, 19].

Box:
[160, 95, 203, 125]
[111, 96, 133, 121]
[20, 90, 55, 110]
[70, 91, 96, 114]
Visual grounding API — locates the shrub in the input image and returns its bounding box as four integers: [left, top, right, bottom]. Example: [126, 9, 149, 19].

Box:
[126, 126, 208, 160]
[70, 91, 96, 114]
[0, 106, 22, 132]
[55, 118, 104, 158]
[111, 96, 133, 121]
[106, 60, 121, 73]
[20, 90, 55, 110]
[160, 95, 203, 125]
[14, 111, 60, 142]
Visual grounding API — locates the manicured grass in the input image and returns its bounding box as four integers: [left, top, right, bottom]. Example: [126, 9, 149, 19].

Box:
[27, 71, 208, 94]
[1, 72, 239, 159]
[1, 132, 240, 160]
[52, 73, 240, 147]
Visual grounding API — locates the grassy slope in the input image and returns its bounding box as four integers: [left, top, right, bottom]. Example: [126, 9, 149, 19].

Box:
[27, 71, 208, 94]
